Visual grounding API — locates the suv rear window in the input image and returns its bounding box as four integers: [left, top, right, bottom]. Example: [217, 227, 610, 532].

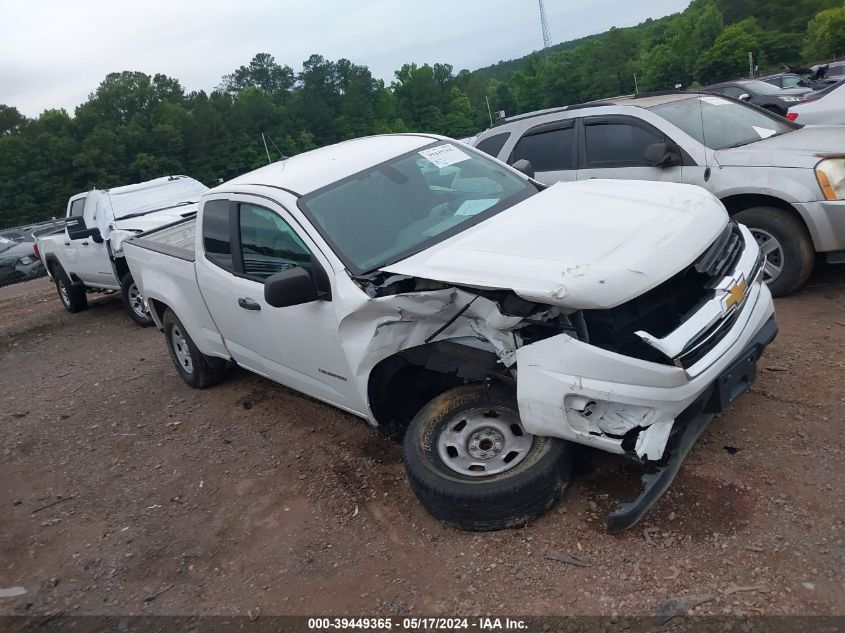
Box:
[511, 127, 576, 171]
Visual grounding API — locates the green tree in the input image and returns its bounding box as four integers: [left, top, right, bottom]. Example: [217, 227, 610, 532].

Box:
[804, 3, 845, 60]
[695, 19, 761, 84]
[218, 52, 295, 98]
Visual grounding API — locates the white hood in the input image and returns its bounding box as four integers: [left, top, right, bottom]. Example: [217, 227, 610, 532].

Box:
[382, 180, 728, 310]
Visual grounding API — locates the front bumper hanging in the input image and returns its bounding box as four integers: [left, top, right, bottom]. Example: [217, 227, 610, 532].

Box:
[606, 316, 778, 533]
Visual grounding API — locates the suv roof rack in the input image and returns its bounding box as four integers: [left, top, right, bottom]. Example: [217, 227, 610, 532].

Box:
[632, 90, 688, 98]
[491, 100, 615, 127]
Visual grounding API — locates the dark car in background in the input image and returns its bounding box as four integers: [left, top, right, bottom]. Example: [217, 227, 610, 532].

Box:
[0, 236, 46, 287]
[702, 79, 807, 115]
[759, 72, 819, 91]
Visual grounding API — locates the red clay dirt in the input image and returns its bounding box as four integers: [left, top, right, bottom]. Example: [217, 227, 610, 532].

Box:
[1, 270, 843, 617]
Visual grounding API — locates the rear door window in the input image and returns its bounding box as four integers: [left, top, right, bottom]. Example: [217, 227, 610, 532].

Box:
[511, 125, 576, 171]
[583, 119, 664, 168]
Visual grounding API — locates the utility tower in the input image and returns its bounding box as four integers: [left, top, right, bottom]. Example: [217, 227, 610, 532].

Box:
[539, 0, 552, 51]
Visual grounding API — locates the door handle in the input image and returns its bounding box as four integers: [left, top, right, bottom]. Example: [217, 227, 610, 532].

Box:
[238, 297, 261, 311]
[81, 241, 89, 246]
[64, 241, 71, 246]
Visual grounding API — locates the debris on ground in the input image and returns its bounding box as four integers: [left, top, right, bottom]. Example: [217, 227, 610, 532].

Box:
[0, 587, 27, 599]
[544, 551, 590, 567]
[655, 594, 716, 624]
[143, 584, 174, 603]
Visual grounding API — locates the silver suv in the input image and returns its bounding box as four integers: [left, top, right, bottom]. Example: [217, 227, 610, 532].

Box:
[474, 92, 845, 296]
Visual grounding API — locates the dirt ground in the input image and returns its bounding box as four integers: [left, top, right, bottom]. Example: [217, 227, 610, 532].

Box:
[1, 269, 843, 619]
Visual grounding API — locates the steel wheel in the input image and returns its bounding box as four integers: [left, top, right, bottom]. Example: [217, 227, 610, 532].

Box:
[127, 282, 149, 319]
[170, 324, 194, 374]
[750, 227, 784, 285]
[436, 406, 535, 477]
[58, 278, 70, 306]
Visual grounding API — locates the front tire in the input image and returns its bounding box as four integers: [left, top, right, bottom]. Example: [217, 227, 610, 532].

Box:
[162, 309, 227, 389]
[734, 206, 814, 297]
[54, 265, 87, 313]
[402, 384, 572, 531]
[120, 272, 153, 327]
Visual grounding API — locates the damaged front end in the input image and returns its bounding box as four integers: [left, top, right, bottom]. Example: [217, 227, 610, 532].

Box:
[348, 221, 775, 531]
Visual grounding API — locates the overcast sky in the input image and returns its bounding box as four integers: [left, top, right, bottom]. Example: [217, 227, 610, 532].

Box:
[2, 0, 690, 117]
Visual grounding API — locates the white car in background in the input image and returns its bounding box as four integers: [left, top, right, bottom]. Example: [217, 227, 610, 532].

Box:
[788, 80, 845, 125]
[37, 176, 208, 325]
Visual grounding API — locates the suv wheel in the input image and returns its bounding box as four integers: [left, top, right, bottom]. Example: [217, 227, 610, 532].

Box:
[734, 206, 814, 297]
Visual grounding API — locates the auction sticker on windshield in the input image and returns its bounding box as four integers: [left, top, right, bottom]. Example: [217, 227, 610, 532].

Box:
[419, 144, 471, 168]
[752, 125, 777, 139]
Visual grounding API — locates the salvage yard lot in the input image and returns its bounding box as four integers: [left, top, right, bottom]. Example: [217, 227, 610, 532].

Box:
[1, 272, 843, 617]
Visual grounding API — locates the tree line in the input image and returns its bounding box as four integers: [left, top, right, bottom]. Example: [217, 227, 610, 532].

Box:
[2, 0, 844, 227]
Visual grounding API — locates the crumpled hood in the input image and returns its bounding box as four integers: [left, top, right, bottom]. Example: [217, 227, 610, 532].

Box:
[715, 126, 845, 168]
[382, 180, 728, 310]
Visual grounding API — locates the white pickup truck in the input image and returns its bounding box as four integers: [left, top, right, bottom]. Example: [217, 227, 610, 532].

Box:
[37, 176, 208, 325]
[123, 135, 777, 531]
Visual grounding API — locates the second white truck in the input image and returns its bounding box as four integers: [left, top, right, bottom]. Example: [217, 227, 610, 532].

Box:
[124, 135, 777, 531]
[37, 176, 208, 325]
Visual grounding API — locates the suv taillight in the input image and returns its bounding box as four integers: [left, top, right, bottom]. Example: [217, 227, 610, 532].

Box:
[33, 243, 41, 262]
[786, 112, 798, 121]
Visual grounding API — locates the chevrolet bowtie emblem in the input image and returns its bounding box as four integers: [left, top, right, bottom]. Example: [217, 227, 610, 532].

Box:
[724, 276, 748, 312]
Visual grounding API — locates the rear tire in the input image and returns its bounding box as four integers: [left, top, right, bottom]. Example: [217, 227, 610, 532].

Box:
[162, 309, 227, 389]
[54, 265, 87, 313]
[734, 206, 814, 297]
[120, 272, 153, 327]
[402, 384, 572, 531]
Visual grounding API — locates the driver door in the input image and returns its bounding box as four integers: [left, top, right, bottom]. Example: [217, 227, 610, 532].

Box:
[63, 196, 117, 287]
[576, 116, 684, 183]
[198, 196, 360, 413]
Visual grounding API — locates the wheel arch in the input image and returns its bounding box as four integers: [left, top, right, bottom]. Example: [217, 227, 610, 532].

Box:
[367, 339, 506, 438]
[146, 297, 170, 330]
[719, 193, 816, 247]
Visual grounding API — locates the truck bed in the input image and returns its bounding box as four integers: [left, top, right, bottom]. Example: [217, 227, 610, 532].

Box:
[126, 217, 196, 261]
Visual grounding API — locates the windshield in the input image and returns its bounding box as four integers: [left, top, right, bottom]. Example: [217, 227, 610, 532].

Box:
[299, 142, 535, 274]
[742, 79, 782, 95]
[780, 75, 804, 89]
[650, 96, 797, 150]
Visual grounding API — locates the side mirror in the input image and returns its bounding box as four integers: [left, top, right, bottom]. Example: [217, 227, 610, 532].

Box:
[264, 266, 319, 308]
[738, 93, 751, 101]
[643, 142, 682, 167]
[511, 159, 535, 179]
[66, 217, 102, 242]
